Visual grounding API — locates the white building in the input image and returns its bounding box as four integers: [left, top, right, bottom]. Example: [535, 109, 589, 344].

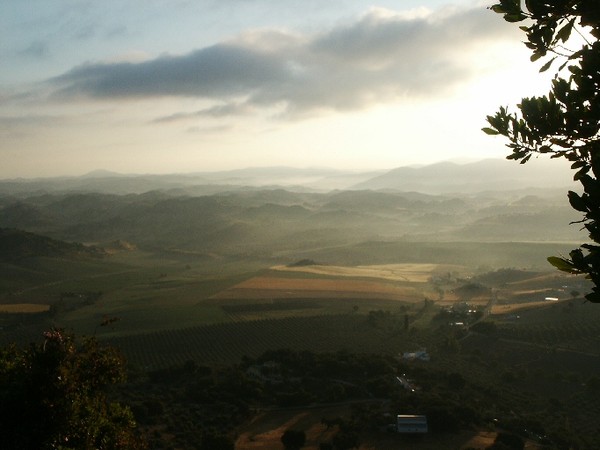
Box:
[397, 415, 428, 433]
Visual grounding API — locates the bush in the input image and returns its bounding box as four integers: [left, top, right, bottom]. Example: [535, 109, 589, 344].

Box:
[0, 329, 145, 449]
[489, 432, 524, 450]
[281, 429, 306, 450]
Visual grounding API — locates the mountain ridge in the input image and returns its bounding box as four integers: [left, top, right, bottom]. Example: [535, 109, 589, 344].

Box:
[0, 158, 576, 196]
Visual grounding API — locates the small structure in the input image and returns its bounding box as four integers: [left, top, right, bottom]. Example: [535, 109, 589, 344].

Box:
[396, 415, 428, 434]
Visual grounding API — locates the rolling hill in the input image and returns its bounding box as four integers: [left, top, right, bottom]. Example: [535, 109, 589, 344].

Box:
[0, 227, 106, 261]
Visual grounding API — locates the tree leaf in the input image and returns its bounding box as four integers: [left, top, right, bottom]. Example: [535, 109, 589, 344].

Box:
[556, 19, 574, 43]
[530, 52, 543, 62]
[481, 127, 500, 135]
[547, 256, 579, 273]
[568, 190, 588, 212]
[539, 57, 556, 73]
[504, 12, 527, 22]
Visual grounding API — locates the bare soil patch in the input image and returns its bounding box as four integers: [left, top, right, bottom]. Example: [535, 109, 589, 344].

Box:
[235, 408, 541, 450]
[236, 407, 345, 450]
[272, 263, 458, 283]
[211, 276, 421, 301]
[0, 303, 50, 313]
[491, 300, 563, 315]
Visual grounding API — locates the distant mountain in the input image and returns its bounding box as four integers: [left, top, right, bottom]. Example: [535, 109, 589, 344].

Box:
[352, 158, 576, 194]
[0, 159, 578, 197]
[0, 228, 106, 260]
[0, 168, 339, 196]
[80, 169, 126, 178]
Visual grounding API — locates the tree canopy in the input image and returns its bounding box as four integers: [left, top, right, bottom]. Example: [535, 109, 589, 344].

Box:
[0, 329, 145, 449]
[484, 0, 600, 301]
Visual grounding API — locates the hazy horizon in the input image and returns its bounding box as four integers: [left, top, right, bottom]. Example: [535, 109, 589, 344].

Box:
[0, 156, 576, 184]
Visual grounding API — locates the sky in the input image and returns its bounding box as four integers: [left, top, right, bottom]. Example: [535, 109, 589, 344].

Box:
[1, 0, 553, 178]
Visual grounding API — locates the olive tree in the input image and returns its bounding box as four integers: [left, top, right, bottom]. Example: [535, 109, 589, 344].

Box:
[484, 0, 600, 301]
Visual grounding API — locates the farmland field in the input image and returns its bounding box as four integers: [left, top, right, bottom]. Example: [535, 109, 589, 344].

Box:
[211, 275, 422, 301]
[491, 300, 558, 314]
[0, 303, 50, 313]
[270, 263, 462, 283]
[235, 409, 541, 450]
[107, 313, 429, 369]
[2, 250, 600, 449]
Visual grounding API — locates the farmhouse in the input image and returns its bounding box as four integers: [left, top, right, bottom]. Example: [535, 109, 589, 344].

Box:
[396, 415, 428, 434]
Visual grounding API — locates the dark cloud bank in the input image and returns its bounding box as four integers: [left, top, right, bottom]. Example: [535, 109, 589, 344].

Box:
[50, 6, 513, 117]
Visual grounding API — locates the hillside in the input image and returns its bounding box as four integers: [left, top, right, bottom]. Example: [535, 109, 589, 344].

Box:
[0, 185, 585, 268]
[352, 158, 575, 193]
[0, 227, 106, 260]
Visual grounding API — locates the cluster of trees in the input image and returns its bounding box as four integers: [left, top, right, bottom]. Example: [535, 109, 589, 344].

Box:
[0, 329, 145, 449]
[0, 329, 592, 449]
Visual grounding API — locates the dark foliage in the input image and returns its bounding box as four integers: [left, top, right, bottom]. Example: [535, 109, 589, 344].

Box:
[488, 431, 525, 450]
[0, 329, 145, 449]
[281, 429, 306, 450]
[485, 0, 600, 301]
[0, 227, 106, 260]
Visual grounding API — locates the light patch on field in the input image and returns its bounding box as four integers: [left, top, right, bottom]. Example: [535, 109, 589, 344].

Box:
[272, 263, 446, 283]
[211, 276, 421, 301]
[511, 289, 556, 296]
[236, 407, 344, 450]
[491, 300, 566, 315]
[0, 303, 50, 313]
[461, 431, 497, 449]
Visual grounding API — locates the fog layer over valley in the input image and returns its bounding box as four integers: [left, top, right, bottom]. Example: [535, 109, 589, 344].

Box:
[0, 159, 583, 265]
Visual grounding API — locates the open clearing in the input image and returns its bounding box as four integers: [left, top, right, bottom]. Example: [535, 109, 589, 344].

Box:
[212, 264, 463, 302]
[271, 263, 461, 283]
[491, 300, 564, 315]
[234, 406, 543, 450]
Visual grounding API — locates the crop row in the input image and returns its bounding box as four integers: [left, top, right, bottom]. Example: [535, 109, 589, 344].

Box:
[106, 314, 412, 370]
[498, 321, 600, 349]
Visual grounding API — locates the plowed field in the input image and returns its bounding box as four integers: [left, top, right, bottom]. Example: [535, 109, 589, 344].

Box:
[0, 303, 50, 313]
[211, 276, 421, 301]
[272, 263, 459, 283]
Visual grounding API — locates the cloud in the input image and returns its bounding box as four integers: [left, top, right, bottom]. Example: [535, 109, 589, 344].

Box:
[0, 114, 63, 139]
[19, 41, 50, 59]
[153, 103, 255, 123]
[49, 5, 515, 117]
[0, 114, 62, 128]
[186, 124, 233, 134]
[52, 43, 289, 98]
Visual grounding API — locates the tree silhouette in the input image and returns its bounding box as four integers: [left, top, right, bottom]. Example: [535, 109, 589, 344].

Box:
[484, 0, 600, 301]
[0, 328, 145, 449]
